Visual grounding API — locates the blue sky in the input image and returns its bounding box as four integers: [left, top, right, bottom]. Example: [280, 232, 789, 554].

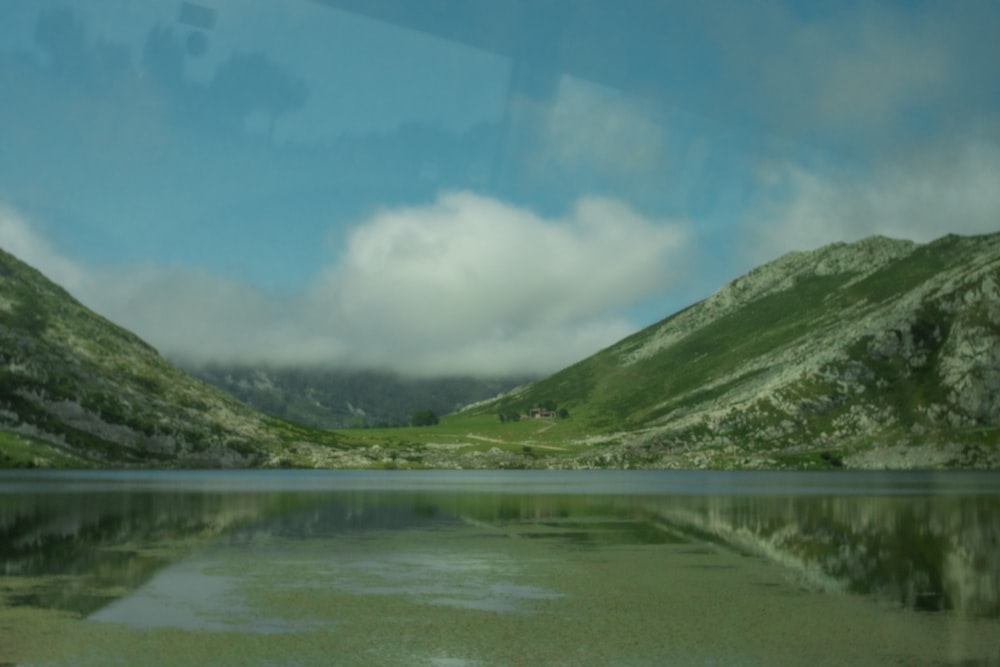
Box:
[1, 0, 999, 376]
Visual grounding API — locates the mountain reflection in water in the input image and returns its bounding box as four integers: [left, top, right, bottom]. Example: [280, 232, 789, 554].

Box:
[1, 470, 998, 665]
[642, 494, 1000, 617]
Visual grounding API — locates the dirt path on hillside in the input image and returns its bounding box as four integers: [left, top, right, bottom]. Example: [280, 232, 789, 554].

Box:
[465, 434, 568, 451]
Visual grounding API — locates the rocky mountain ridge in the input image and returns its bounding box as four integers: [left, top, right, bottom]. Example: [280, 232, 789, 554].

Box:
[472, 232, 1000, 469]
[620, 236, 919, 365]
[671, 235, 998, 465]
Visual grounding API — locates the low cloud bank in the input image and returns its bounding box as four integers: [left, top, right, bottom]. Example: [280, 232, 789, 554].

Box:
[0, 193, 690, 376]
[744, 141, 1000, 265]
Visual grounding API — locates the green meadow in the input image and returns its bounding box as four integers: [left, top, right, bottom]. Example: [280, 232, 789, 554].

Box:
[341, 412, 599, 457]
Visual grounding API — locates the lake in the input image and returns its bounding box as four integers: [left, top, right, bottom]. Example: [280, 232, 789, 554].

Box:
[1, 470, 998, 666]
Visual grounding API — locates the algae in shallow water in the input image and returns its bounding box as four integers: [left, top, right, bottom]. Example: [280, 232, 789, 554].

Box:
[8, 525, 999, 667]
[3, 471, 999, 666]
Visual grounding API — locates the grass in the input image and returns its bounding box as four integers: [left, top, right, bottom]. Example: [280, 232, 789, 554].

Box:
[476, 272, 856, 432]
[843, 234, 965, 304]
[264, 415, 344, 448]
[341, 412, 598, 458]
[0, 429, 96, 468]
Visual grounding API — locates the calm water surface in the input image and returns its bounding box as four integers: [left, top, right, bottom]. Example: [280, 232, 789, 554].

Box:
[1, 470, 998, 666]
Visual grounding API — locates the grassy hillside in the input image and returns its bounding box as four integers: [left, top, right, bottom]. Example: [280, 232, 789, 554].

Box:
[471, 271, 867, 429]
[0, 247, 350, 468]
[460, 232, 1000, 469]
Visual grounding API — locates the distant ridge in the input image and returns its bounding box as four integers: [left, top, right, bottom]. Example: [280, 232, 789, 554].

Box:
[189, 364, 530, 429]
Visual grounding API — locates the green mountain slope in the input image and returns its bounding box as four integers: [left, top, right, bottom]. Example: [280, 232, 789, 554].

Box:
[470, 233, 1000, 469]
[0, 247, 344, 468]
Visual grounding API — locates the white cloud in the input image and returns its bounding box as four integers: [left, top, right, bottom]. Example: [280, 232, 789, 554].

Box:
[537, 76, 667, 176]
[777, 10, 950, 132]
[314, 192, 689, 374]
[702, 1, 1000, 142]
[697, 2, 1000, 268]
[744, 141, 1000, 264]
[0, 206, 88, 291]
[1, 193, 690, 376]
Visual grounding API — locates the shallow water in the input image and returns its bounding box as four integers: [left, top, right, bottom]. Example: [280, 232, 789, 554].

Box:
[1, 470, 998, 665]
